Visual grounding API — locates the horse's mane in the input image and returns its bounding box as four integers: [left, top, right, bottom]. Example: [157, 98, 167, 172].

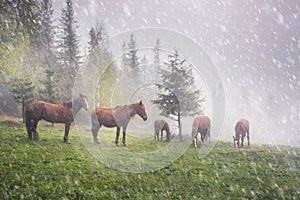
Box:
[114, 105, 124, 109]
[112, 104, 137, 118]
[63, 101, 72, 109]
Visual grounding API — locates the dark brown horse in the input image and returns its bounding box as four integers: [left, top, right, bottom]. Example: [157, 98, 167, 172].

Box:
[25, 94, 89, 143]
[91, 100, 148, 146]
[191, 116, 211, 148]
[154, 119, 171, 142]
[233, 119, 249, 148]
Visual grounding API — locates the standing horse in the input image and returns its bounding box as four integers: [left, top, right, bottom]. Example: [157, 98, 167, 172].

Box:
[191, 116, 211, 148]
[154, 119, 171, 142]
[233, 119, 249, 148]
[91, 100, 148, 146]
[25, 94, 89, 143]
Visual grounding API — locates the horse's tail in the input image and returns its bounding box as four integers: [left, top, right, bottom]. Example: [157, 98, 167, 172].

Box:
[24, 105, 32, 138]
[91, 111, 99, 132]
[91, 110, 100, 144]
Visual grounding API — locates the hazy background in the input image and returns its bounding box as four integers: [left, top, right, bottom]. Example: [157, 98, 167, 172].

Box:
[53, 0, 300, 147]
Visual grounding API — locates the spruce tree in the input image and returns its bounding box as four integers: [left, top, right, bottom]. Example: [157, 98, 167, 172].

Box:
[9, 78, 35, 122]
[56, 0, 81, 100]
[86, 22, 119, 107]
[152, 50, 205, 141]
[39, 0, 56, 67]
[39, 69, 60, 103]
[0, 0, 41, 45]
[126, 34, 140, 84]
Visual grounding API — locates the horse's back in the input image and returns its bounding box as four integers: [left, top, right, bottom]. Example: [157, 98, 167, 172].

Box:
[237, 119, 249, 132]
[235, 119, 249, 136]
[25, 101, 47, 120]
[26, 101, 71, 123]
[154, 120, 168, 132]
[94, 107, 117, 127]
[193, 116, 210, 130]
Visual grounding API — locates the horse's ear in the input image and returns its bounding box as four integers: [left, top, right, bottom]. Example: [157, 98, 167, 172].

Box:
[139, 100, 142, 105]
[79, 94, 83, 97]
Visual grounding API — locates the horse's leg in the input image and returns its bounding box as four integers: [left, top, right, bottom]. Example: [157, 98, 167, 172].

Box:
[26, 119, 33, 139]
[154, 131, 158, 141]
[201, 132, 205, 143]
[247, 131, 250, 146]
[241, 135, 244, 148]
[33, 120, 40, 141]
[115, 127, 120, 146]
[192, 130, 197, 148]
[160, 130, 163, 141]
[63, 123, 71, 144]
[122, 125, 128, 147]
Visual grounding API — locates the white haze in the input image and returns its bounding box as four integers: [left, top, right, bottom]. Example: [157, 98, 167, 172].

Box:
[53, 0, 300, 147]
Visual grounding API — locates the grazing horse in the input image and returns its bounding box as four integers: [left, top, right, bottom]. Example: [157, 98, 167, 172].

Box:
[154, 119, 171, 142]
[25, 94, 89, 143]
[191, 116, 211, 148]
[91, 100, 148, 146]
[233, 119, 250, 148]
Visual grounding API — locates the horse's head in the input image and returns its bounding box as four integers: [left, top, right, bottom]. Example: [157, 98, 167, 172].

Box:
[233, 136, 239, 148]
[167, 130, 174, 142]
[78, 94, 89, 111]
[135, 100, 148, 121]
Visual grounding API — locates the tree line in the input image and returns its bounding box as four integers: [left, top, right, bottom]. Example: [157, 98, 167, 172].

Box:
[0, 0, 205, 138]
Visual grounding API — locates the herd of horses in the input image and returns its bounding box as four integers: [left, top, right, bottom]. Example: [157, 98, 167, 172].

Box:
[24, 94, 250, 148]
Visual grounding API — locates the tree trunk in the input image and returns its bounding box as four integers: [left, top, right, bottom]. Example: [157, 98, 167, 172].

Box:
[22, 98, 25, 123]
[178, 112, 182, 141]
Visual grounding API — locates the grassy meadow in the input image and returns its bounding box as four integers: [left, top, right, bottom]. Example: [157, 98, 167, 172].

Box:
[0, 116, 299, 199]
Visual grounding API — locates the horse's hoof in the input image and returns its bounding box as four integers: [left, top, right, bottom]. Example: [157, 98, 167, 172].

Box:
[94, 141, 100, 145]
[123, 143, 128, 147]
[116, 143, 120, 147]
[64, 140, 71, 144]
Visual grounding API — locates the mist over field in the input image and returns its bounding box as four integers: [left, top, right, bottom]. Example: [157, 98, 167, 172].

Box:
[0, 1, 298, 147]
[52, 0, 300, 146]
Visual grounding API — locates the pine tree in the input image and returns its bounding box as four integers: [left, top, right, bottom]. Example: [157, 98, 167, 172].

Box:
[0, 0, 41, 45]
[152, 50, 205, 141]
[9, 78, 35, 122]
[56, 0, 81, 100]
[121, 41, 128, 71]
[128, 34, 139, 70]
[153, 38, 161, 93]
[126, 34, 140, 84]
[86, 22, 119, 107]
[87, 22, 106, 54]
[39, 0, 56, 68]
[153, 38, 161, 67]
[39, 69, 60, 103]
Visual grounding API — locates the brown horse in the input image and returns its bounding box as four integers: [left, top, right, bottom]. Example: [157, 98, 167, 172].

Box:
[91, 100, 148, 146]
[25, 94, 89, 143]
[233, 119, 249, 148]
[154, 119, 171, 142]
[191, 116, 211, 148]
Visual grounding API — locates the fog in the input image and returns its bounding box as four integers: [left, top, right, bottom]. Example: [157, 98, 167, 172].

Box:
[53, 0, 300, 147]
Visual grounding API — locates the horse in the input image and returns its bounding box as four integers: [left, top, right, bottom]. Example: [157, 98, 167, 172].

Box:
[191, 116, 211, 148]
[91, 100, 148, 146]
[233, 119, 249, 148]
[154, 119, 171, 142]
[25, 94, 89, 144]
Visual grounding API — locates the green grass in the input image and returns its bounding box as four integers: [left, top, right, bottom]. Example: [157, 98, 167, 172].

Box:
[0, 118, 299, 199]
